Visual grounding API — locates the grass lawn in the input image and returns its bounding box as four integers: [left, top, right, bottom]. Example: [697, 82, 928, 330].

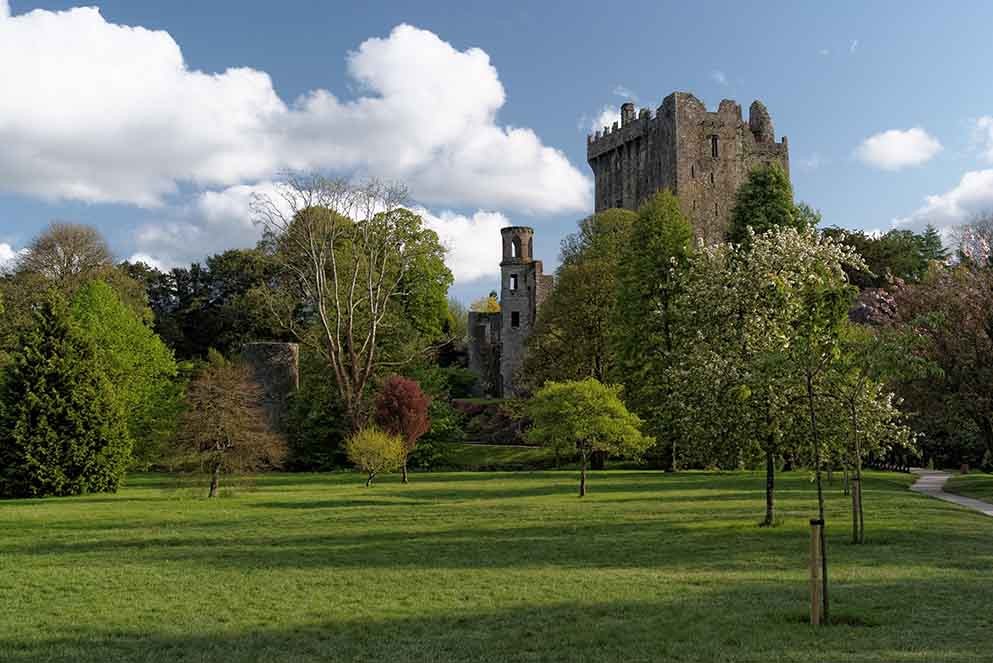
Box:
[945, 472, 993, 502]
[1, 469, 992, 662]
[434, 442, 560, 470]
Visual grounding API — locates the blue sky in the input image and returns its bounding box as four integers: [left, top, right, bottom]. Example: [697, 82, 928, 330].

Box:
[2, 1, 993, 302]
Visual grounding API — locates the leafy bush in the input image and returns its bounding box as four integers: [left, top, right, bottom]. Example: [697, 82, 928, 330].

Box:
[345, 428, 405, 486]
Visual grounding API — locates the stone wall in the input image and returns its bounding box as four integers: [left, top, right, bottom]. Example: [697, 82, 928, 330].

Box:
[587, 91, 790, 241]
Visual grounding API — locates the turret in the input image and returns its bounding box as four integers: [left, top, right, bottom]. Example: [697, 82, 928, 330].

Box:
[500, 226, 534, 265]
[749, 100, 775, 143]
[621, 102, 636, 126]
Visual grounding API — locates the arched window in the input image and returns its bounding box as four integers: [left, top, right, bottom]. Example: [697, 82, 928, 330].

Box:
[509, 274, 518, 291]
[511, 237, 521, 258]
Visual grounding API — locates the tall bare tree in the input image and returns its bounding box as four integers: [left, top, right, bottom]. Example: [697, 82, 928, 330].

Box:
[18, 222, 113, 287]
[251, 174, 451, 429]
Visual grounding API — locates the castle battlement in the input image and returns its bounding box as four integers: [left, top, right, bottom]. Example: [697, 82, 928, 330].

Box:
[586, 91, 790, 243]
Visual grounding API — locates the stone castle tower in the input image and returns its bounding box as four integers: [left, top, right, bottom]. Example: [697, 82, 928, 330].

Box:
[587, 92, 789, 242]
[467, 226, 553, 397]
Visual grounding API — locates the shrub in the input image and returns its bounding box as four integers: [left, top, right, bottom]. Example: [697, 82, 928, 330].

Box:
[345, 428, 405, 487]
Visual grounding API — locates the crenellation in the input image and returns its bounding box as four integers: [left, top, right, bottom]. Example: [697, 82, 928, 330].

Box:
[587, 90, 789, 241]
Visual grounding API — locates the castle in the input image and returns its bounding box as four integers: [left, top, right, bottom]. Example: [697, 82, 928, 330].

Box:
[468, 226, 554, 397]
[468, 92, 790, 395]
[587, 91, 789, 242]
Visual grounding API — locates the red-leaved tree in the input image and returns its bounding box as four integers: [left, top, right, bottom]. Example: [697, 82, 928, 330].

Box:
[374, 375, 431, 483]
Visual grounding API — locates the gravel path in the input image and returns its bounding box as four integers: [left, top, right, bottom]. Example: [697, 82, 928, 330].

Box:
[910, 469, 993, 517]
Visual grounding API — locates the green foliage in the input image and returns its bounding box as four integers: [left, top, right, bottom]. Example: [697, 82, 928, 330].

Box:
[70, 280, 181, 468]
[822, 226, 944, 288]
[527, 378, 652, 461]
[284, 350, 349, 471]
[728, 164, 803, 245]
[612, 190, 693, 459]
[522, 208, 637, 390]
[0, 295, 130, 497]
[345, 428, 405, 486]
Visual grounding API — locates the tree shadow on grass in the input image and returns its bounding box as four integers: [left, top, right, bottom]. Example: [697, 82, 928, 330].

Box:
[1, 579, 989, 663]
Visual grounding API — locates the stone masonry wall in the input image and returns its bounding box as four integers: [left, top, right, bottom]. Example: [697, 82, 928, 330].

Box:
[587, 91, 789, 241]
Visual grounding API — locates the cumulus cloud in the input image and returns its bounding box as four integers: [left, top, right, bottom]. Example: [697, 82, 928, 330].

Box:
[582, 106, 621, 134]
[129, 181, 507, 283]
[973, 116, 993, 162]
[711, 70, 728, 86]
[855, 128, 942, 171]
[612, 85, 637, 101]
[0, 242, 25, 272]
[416, 209, 508, 282]
[894, 169, 993, 234]
[0, 8, 589, 214]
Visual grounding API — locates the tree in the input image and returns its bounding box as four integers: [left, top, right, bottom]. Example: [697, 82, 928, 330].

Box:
[346, 428, 405, 487]
[822, 227, 935, 288]
[613, 190, 693, 467]
[374, 375, 431, 483]
[174, 351, 286, 497]
[252, 175, 452, 431]
[0, 295, 130, 497]
[728, 164, 816, 246]
[918, 224, 948, 263]
[522, 208, 637, 389]
[470, 291, 500, 313]
[887, 263, 993, 467]
[17, 222, 113, 289]
[527, 378, 652, 496]
[70, 280, 180, 467]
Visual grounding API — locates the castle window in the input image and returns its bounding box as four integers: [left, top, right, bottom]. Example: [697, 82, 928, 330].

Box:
[528, 237, 533, 258]
[511, 311, 520, 328]
[714, 202, 719, 216]
[711, 135, 719, 158]
[710, 171, 715, 185]
[691, 165, 695, 179]
[509, 274, 518, 292]
[511, 237, 521, 258]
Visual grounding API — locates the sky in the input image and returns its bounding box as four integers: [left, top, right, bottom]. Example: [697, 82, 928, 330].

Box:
[2, 1, 993, 302]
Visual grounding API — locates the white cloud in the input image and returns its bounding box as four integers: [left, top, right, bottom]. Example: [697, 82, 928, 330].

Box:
[612, 85, 637, 101]
[850, 39, 858, 53]
[0, 1, 8, 19]
[416, 208, 508, 282]
[0, 242, 26, 272]
[819, 48, 830, 56]
[582, 106, 621, 134]
[894, 169, 993, 234]
[0, 9, 589, 214]
[711, 70, 728, 86]
[855, 128, 942, 171]
[973, 116, 993, 162]
[129, 181, 508, 283]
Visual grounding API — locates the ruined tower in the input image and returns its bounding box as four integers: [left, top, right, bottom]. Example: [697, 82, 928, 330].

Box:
[587, 92, 789, 242]
[498, 226, 553, 396]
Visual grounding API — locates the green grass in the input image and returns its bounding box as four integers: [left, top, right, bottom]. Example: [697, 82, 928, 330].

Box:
[945, 472, 993, 502]
[435, 442, 560, 470]
[1, 469, 992, 662]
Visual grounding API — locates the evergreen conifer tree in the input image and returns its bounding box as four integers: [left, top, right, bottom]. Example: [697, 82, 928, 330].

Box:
[0, 295, 130, 497]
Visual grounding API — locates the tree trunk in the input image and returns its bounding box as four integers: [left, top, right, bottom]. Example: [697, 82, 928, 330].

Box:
[762, 446, 775, 527]
[851, 402, 865, 544]
[208, 464, 220, 498]
[401, 459, 409, 484]
[366, 471, 376, 487]
[579, 451, 588, 497]
[806, 373, 829, 623]
[843, 465, 850, 497]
